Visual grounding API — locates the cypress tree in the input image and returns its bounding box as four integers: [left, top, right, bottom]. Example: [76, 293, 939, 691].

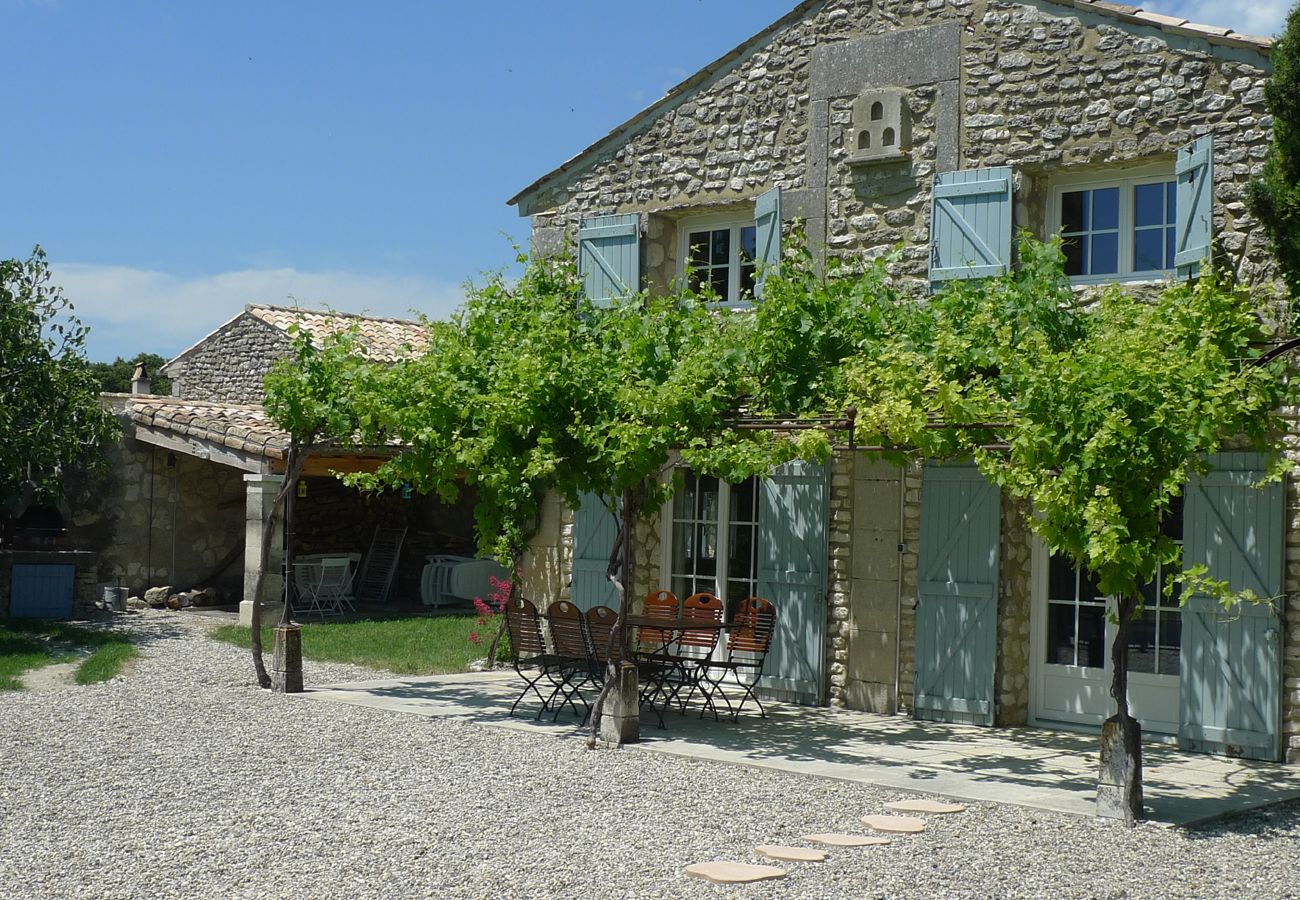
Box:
[1249, 3, 1300, 314]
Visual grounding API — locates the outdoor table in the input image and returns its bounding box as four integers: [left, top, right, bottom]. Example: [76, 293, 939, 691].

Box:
[624, 614, 732, 726]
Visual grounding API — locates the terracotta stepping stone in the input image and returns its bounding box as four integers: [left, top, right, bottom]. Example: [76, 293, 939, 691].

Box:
[803, 833, 892, 847]
[861, 814, 926, 834]
[684, 862, 787, 884]
[885, 799, 968, 815]
[755, 845, 827, 862]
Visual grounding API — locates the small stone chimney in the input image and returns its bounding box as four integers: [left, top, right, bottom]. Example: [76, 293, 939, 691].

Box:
[131, 361, 152, 396]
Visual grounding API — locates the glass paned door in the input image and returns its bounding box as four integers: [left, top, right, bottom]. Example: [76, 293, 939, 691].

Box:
[667, 470, 760, 617]
[1032, 497, 1183, 734]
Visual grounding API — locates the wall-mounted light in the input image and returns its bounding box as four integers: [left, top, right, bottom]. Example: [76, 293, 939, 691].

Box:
[401, 483, 413, 501]
[297, 479, 308, 498]
[165, 451, 176, 470]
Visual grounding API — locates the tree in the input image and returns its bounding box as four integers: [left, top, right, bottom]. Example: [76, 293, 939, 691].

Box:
[0, 247, 118, 513]
[243, 322, 376, 689]
[283, 250, 821, 740]
[1249, 2, 1300, 312]
[836, 238, 1289, 823]
[89, 353, 172, 395]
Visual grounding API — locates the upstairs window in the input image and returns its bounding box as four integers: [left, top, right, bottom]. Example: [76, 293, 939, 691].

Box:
[1052, 170, 1178, 283]
[681, 217, 757, 307]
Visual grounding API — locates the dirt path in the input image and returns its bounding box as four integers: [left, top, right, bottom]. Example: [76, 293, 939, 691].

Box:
[19, 661, 79, 691]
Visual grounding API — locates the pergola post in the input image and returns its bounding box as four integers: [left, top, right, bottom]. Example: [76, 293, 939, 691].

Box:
[239, 473, 285, 627]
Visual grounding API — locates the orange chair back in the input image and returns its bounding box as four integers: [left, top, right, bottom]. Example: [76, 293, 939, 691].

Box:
[638, 590, 679, 650]
[728, 597, 776, 654]
[679, 592, 723, 651]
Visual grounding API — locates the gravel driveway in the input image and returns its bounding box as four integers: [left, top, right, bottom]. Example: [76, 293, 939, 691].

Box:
[2, 611, 1299, 900]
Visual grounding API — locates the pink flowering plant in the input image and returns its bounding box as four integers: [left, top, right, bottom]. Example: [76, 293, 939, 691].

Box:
[468, 574, 513, 663]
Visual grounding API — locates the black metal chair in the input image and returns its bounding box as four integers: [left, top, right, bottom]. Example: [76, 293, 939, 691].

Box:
[665, 591, 724, 712]
[697, 597, 776, 721]
[503, 596, 561, 720]
[583, 605, 618, 671]
[545, 600, 598, 721]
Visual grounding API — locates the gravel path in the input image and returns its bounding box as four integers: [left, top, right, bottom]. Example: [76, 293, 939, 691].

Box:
[2, 611, 1299, 899]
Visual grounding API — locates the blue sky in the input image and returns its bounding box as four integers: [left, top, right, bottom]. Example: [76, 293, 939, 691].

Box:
[2, 0, 1282, 362]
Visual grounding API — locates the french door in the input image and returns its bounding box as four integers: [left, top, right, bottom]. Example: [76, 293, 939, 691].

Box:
[1031, 498, 1183, 734]
[662, 470, 759, 617]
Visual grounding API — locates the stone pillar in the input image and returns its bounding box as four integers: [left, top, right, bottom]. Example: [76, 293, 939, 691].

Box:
[272, 623, 304, 693]
[1097, 715, 1144, 824]
[240, 473, 285, 627]
[598, 662, 641, 745]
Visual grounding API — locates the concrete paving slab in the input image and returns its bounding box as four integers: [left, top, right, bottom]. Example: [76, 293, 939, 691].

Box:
[295, 671, 1300, 827]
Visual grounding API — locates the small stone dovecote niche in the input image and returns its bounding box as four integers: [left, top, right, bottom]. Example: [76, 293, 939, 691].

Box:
[848, 88, 910, 167]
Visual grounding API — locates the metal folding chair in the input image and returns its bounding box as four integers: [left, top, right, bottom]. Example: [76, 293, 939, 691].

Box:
[697, 597, 777, 721]
[546, 600, 598, 722]
[667, 592, 724, 712]
[503, 597, 561, 720]
[311, 556, 356, 616]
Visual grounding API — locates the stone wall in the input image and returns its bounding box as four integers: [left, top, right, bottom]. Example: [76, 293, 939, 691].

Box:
[1282, 417, 1300, 763]
[528, 0, 1273, 288]
[521, 491, 567, 606]
[166, 313, 290, 404]
[997, 495, 1033, 726]
[79, 431, 246, 601]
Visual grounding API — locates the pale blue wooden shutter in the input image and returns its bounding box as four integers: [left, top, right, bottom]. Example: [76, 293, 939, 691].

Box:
[1174, 136, 1214, 280]
[578, 214, 640, 308]
[756, 459, 828, 705]
[929, 166, 1013, 287]
[1179, 452, 1283, 761]
[571, 491, 619, 611]
[915, 464, 999, 726]
[753, 185, 782, 301]
[10, 564, 75, 618]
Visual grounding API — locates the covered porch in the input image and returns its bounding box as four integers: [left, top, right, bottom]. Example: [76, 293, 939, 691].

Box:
[294, 669, 1300, 827]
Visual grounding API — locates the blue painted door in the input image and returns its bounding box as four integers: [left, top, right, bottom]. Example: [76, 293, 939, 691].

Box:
[1179, 453, 1283, 761]
[756, 459, 828, 705]
[10, 564, 75, 618]
[571, 492, 619, 611]
[915, 464, 1000, 725]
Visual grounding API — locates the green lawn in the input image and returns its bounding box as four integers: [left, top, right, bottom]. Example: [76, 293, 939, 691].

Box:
[0, 621, 139, 689]
[211, 614, 503, 675]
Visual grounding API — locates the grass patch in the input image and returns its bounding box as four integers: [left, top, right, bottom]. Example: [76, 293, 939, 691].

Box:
[211, 614, 499, 675]
[76, 642, 140, 684]
[0, 630, 58, 690]
[0, 620, 138, 689]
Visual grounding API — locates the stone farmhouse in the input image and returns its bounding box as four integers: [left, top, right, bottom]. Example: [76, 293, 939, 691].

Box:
[507, 0, 1295, 762]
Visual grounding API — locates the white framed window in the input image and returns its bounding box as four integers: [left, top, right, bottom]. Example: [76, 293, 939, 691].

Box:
[678, 215, 757, 307]
[1050, 165, 1178, 284]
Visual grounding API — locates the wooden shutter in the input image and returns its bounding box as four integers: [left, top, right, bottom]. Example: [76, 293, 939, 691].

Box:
[1179, 452, 1283, 761]
[753, 185, 782, 301]
[929, 167, 1013, 287]
[914, 464, 999, 726]
[578, 214, 640, 308]
[571, 491, 619, 611]
[756, 459, 829, 705]
[1174, 136, 1214, 280]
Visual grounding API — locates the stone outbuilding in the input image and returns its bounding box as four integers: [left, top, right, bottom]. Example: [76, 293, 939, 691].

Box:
[507, 0, 1298, 762]
[0, 305, 477, 622]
